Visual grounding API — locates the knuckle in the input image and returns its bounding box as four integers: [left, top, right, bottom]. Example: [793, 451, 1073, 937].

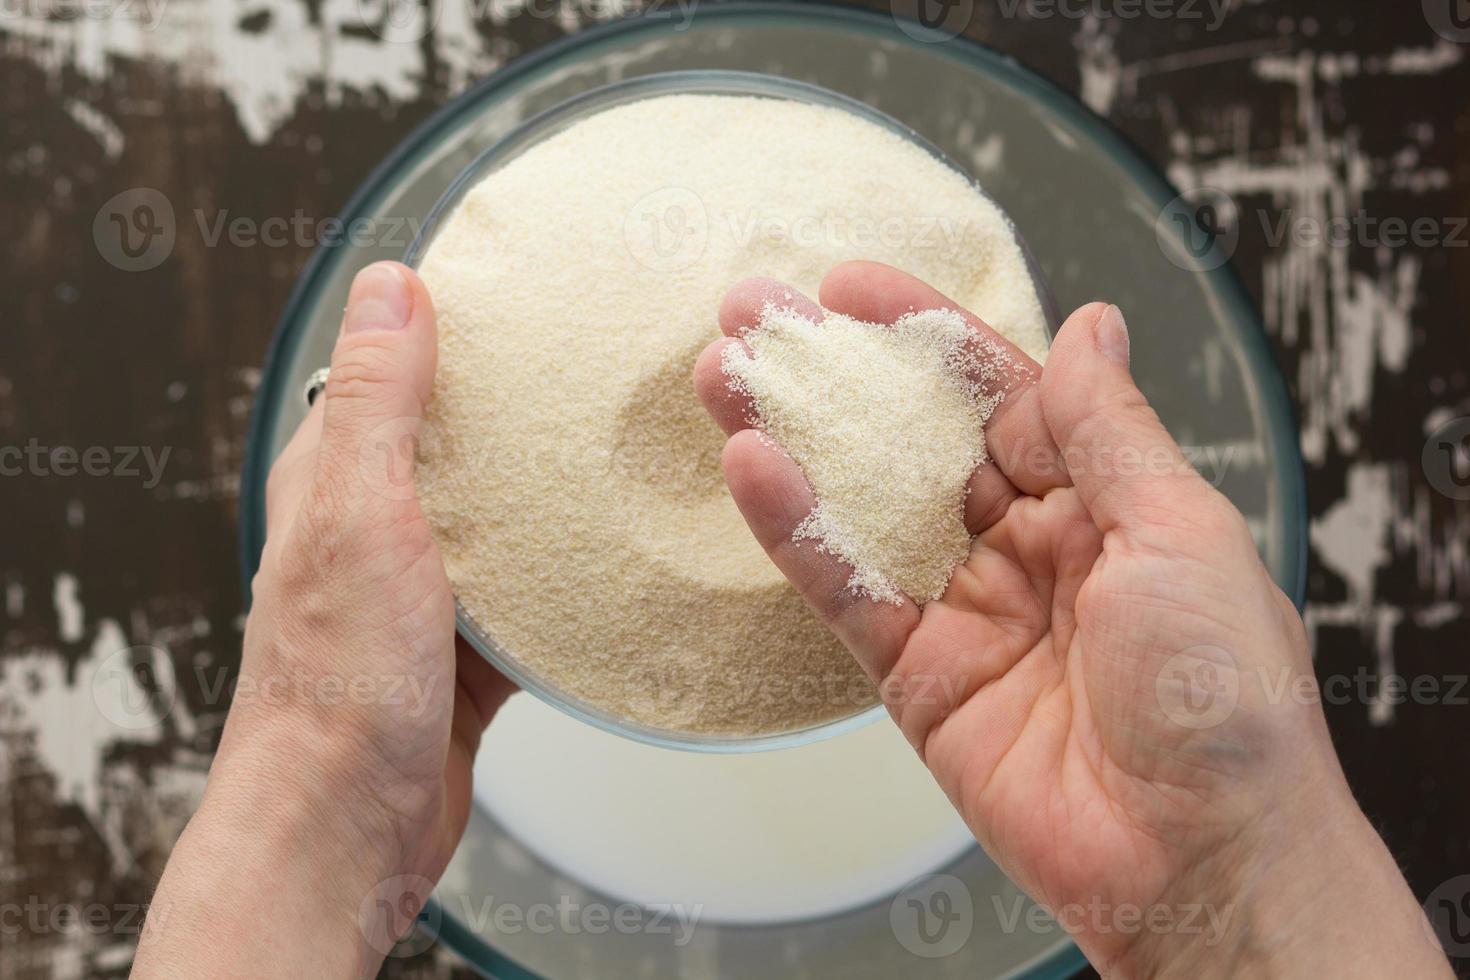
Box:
[1120, 482, 1253, 559]
[324, 343, 399, 402]
[1059, 388, 1153, 457]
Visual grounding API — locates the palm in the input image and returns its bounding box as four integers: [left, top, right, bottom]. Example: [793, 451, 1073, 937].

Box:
[697, 263, 1309, 967]
[349, 535, 500, 881]
[353, 558, 502, 883]
[904, 487, 1209, 929]
[258, 397, 514, 889]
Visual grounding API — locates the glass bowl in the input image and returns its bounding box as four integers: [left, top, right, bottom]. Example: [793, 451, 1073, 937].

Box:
[401, 69, 1061, 754]
[241, 5, 1306, 977]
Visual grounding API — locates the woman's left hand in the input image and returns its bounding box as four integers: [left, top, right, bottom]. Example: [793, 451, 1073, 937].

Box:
[134, 262, 512, 979]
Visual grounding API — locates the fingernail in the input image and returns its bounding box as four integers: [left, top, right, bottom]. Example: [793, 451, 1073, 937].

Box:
[1096, 305, 1130, 367]
[345, 264, 412, 333]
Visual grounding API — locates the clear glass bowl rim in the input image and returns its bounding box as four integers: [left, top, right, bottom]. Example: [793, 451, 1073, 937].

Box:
[403, 68, 1062, 754]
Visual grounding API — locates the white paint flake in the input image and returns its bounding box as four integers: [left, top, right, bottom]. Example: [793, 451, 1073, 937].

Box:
[53, 573, 84, 642]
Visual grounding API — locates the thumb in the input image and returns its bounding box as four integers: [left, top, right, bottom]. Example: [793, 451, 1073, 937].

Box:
[1039, 303, 1220, 538]
[315, 262, 438, 507]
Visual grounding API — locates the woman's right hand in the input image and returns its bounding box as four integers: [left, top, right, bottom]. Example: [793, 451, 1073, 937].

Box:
[695, 261, 1451, 978]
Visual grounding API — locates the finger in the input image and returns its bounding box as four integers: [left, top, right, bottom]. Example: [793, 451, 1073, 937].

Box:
[1039, 303, 1220, 537]
[443, 635, 516, 844]
[693, 337, 756, 435]
[718, 276, 822, 337]
[314, 262, 438, 510]
[451, 635, 516, 752]
[700, 372, 1018, 534]
[264, 399, 324, 541]
[722, 428, 919, 678]
[965, 462, 1021, 535]
[710, 269, 1022, 533]
[819, 260, 1068, 497]
[698, 278, 823, 436]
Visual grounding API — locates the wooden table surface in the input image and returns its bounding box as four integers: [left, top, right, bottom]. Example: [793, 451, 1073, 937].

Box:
[2, 1, 1467, 977]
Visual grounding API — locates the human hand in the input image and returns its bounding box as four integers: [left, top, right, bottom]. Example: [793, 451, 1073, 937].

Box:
[134, 262, 512, 978]
[694, 261, 1451, 977]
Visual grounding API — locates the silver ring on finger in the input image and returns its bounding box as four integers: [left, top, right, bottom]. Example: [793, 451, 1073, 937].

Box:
[303, 367, 331, 407]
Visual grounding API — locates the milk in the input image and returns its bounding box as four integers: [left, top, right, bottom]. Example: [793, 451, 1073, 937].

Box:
[472, 693, 978, 923]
